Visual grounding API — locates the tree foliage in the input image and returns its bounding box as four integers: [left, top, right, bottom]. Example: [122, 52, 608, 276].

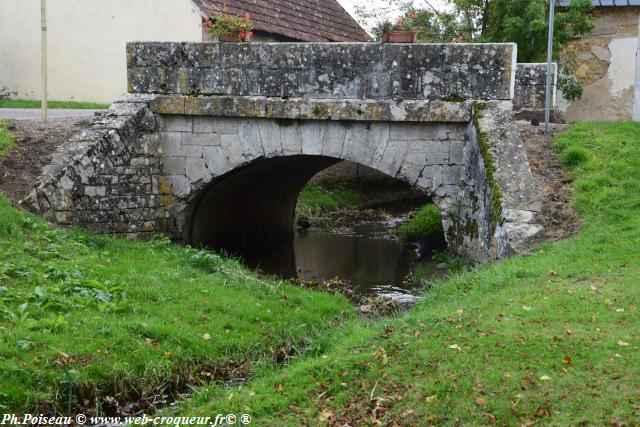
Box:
[358, 0, 595, 98]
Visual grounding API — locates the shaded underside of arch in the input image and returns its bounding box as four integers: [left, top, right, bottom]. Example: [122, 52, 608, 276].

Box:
[187, 155, 338, 251]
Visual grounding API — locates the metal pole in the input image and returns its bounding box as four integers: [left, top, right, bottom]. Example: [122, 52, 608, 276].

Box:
[544, 0, 556, 134]
[41, 0, 48, 122]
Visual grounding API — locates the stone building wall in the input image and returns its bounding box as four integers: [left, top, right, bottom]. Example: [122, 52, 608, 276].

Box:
[559, 6, 640, 121]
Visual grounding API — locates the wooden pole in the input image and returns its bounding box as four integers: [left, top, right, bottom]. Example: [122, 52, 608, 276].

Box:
[41, 0, 48, 122]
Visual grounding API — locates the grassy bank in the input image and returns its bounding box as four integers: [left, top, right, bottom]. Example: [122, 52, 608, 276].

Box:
[295, 184, 362, 217]
[0, 99, 109, 110]
[0, 121, 355, 413]
[181, 122, 640, 425]
[0, 119, 16, 157]
[0, 199, 355, 414]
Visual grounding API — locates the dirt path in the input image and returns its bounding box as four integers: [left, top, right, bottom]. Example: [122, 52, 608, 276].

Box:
[0, 118, 90, 206]
[516, 121, 580, 252]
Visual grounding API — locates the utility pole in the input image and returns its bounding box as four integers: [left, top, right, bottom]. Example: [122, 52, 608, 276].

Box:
[41, 0, 48, 122]
[544, 0, 556, 135]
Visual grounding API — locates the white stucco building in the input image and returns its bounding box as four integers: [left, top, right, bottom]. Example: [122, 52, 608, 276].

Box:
[0, 0, 368, 104]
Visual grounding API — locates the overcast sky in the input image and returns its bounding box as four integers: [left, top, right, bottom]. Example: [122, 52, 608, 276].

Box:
[337, 0, 451, 29]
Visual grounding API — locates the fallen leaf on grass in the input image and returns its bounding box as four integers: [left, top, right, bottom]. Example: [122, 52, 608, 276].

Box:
[610, 416, 628, 426]
[448, 344, 461, 350]
[539, 375, 551, 381]
[535, 406, 551, 417]
[425, 394, 438, 404]
[373, 347, 389, 363]
[617, 340, 629, 346]
[319, 408, 334, 422]
[474, 397, 487, 406]
[202, 333, 211, 340]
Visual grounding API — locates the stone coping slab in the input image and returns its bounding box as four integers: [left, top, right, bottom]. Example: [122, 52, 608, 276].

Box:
[147, 95, 472, 122]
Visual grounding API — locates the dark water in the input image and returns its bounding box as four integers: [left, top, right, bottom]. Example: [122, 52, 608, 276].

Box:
[241, 220, 443, 296]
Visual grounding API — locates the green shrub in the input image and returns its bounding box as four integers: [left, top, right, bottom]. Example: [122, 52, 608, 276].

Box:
[398, 204, 444, 241]
[562, 146, 589, 167]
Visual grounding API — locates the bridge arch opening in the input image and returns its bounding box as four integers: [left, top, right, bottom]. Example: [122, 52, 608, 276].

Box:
[185, 154, 441, 254]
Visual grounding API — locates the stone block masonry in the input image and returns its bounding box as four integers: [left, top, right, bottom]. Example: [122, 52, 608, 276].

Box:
[127, 42, 517, 101]
[22, 42, 541, 264]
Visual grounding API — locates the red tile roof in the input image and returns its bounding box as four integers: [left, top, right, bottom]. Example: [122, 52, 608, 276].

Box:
[195, 0, 370, 42]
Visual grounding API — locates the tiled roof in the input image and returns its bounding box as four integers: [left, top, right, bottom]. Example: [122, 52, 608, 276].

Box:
[558, 0, 640, 6]
[194, 0, 370, 42]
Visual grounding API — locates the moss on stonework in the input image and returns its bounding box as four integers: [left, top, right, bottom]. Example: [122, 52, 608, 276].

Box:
[312, 104, 328, 117]
[442, 94, 466, 103]
[472, 102, 504, 228]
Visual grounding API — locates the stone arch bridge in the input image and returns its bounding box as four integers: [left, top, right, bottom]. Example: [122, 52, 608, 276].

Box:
[25, 42, 540, 264]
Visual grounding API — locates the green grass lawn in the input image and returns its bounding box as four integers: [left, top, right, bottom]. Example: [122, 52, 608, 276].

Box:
[179, 122, 640, 425]
[0, 99, 109, 110]
[2, 121, 639, 424]
[0, 119, 16, 157]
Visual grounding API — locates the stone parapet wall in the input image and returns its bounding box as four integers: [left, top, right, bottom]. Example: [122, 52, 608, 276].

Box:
[513, 63, 557, 119]
[127, 42, 517, 101]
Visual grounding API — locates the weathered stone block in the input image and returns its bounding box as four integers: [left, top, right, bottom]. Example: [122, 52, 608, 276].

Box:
[259, 121, 283, 157]
[321, 123, 346, 159]
[181, 145, 203, 158]
[186, 157, 210, 183]
[181, 132, 217, 147]
[389, 123, 418, 141]
[280, 121, 302, 156]
[371, 139, 408, 176]
[449, 140, 466, 165]
[203, 145, 230, 176]
[417, 165, 444, 191]
[193, 117, 216, 133]
[159, 132, 182, 156]
[214, 117, 240, 134]
[164, 156, 186, 175]
[300, 122, 325, 156]
[165, 115, 193, 132]
[169, 175, 191, 198]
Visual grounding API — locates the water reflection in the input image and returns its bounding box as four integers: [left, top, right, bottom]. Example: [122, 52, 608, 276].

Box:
[241, 222, 439, 295]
